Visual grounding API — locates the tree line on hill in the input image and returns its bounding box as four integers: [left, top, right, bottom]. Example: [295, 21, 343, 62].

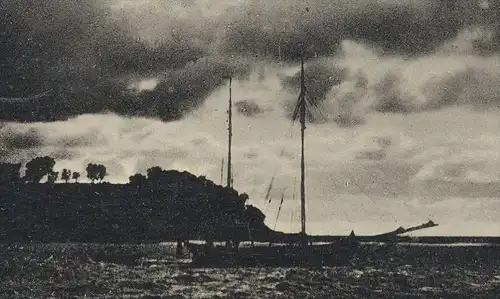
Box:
[0, 156, 106, 184]
[0, 156, 270, 244]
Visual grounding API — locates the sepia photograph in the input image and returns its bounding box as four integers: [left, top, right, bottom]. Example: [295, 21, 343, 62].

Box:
[1, 0, 499, 298]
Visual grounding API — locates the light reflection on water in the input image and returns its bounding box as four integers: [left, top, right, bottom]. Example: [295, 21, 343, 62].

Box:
[161, 241, 500, 247]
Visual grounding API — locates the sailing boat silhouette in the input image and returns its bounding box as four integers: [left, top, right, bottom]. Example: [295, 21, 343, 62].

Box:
[188, 50, 365, 266]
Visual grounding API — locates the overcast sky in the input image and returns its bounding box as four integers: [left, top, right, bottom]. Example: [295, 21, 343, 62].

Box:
[0, 0, 499, 235]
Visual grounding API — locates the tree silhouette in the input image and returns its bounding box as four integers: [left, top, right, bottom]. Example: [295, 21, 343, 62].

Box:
[129, 173, 147, 186]
[244, 204, 265, 224]
[47, 171, 59, 184]
[24, 156, 56, 183]
[86, 163, 107, 183]
[86, 163, 97, 183]
[146, 166, 163, 181]
[97, 165, 107, 182]
[72, 172, 80, 183]
[61, 168, 71, 183]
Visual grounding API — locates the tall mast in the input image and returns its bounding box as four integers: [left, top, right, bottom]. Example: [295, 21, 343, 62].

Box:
[299, 48, 307, 251]
[227, 77, 233, 188]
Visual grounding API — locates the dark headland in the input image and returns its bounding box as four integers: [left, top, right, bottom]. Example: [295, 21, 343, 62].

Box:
[0, 157, 499, 245]
[0, 157, 273, 244]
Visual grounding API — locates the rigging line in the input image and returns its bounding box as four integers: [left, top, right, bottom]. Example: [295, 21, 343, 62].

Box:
[293, 90, 325, 124]
[303, 98, 320, 120]
[304, 93, 329, 121]
[308, 98, 329, 121]
[291, 90, 305, 124]
[314, 103, 332, 122]
[273, 191, 286, 231]
[302, 86, 331, 118]
[261, 150, 288, 208]
[264, 176, 275, 204]
[263, 194, 273, 215]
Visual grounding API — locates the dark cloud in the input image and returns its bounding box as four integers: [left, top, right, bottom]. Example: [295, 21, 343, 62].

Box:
[0, 127, 43, 150]
[126, 57, 252, 121]
[281, 58, 345, 122]
[372, 73, 413, 114]
[56, 131, 106, 148]
[0, 126, 43, 161]
[235, 100, 263, 117]
[1, 0, 499, 123]
[334, 115, 366, 128]
[424, 67, 500, 109]
[355, 137, 392, 161]
[373, 66, 500, 114]
[355, 150, 386, 161]
[51, 149, 76, 161]
[220, 1, 500, 60]
[0, 0, 205, 96]
[0, 0, 224, 122]
[344, 2, 458, 56]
